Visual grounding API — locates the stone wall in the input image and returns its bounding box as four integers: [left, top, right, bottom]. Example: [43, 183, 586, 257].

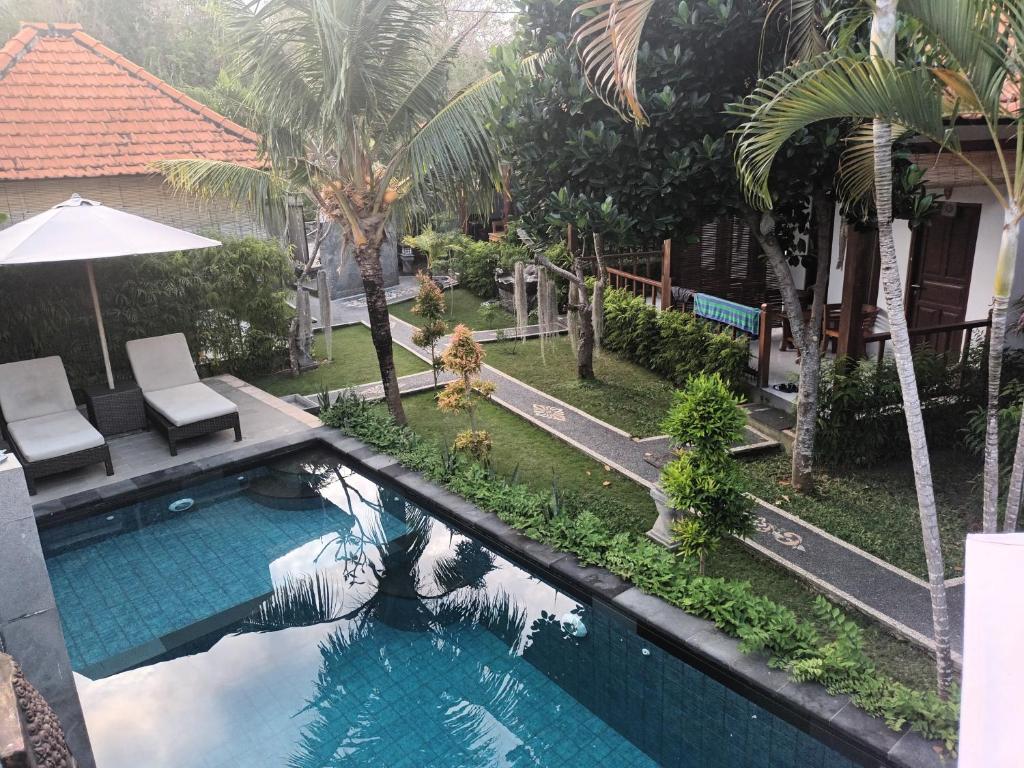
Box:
[319, 220, 399, 299]
[0, 457, 93, 767]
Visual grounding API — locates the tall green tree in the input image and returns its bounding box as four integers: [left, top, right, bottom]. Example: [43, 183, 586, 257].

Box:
[157, 0, 506, 424]
[561, 0, 847, 493]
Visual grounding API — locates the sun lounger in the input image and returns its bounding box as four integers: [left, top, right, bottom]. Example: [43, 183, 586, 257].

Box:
[126, 333, 241, 456]
[0, 356, 113, 495]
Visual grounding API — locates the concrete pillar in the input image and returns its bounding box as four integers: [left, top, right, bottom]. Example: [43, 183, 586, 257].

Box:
[0, 456, 94, 767]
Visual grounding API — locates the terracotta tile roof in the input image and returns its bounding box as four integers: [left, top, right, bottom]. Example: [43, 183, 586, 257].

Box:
[0, 22, 260, 180]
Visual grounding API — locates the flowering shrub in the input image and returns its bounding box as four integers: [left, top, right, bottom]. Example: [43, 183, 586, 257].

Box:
[439, 325, 496, 458]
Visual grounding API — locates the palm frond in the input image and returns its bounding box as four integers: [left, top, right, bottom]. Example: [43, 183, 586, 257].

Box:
[571, 0, 656, 125]
[901, 0, 1012, 119]
[394, 68, 506, 216]
[381, 9, 483, 138]
[242, 573, 345, 633]
[730, 56, 951, 209]
[153, 158, 292, 225]
[837, 121, 909, 205]
[764, 0, 827, 64]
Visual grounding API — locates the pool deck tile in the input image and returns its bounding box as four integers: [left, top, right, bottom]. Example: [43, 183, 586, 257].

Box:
[612, 587, 715, 643]
[548, 554, 632, 601]
[887, 731, 949, 768]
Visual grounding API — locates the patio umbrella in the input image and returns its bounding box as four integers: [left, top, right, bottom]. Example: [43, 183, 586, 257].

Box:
[0, 194, 220, 390]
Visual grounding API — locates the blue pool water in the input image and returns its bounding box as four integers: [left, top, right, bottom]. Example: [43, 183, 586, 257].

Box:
[40, 449, 858, 768]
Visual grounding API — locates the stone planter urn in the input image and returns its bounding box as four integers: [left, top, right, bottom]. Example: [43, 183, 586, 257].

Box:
[646, 485, 682, 549]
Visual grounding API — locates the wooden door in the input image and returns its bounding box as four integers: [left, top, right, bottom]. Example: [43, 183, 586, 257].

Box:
[907, 203, 980, 352]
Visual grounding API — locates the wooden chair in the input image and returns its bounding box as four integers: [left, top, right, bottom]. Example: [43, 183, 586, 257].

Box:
[822, 303, 880, 354]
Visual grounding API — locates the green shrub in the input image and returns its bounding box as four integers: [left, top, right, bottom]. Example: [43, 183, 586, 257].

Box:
[0, 236, 292, 387]
[602, 287, 748, 391]
[404, 229, 529, 299]
[319, 393, 960, 752]
[661, 375, 753, 574]
[815, 347, 994, 467]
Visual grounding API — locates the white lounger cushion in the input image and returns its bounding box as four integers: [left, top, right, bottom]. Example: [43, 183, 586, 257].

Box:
[143, 382, 238, 427]
[0, 356, 77, 421]
[125, 333, 200, 393]
[6, 410, 105, 462]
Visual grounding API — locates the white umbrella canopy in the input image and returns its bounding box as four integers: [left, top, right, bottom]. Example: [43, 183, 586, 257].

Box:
[0, 194, 221, 389]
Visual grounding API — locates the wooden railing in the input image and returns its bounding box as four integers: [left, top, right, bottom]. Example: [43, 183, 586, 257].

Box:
[607, 267, 668, 308]
[695, 302, 773, 388]
[864, 315, 992, 367]
[602, 240, 673, 310]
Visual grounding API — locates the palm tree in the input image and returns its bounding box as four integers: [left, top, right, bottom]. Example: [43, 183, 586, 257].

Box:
[724, 0, 1024, 695]
[233, 475, 532, 766]
[156, 0, 507, 425]
[736, 0, 1024, 536]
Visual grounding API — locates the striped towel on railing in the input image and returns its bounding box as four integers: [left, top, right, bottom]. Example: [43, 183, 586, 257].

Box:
[693, 293, 761, 336]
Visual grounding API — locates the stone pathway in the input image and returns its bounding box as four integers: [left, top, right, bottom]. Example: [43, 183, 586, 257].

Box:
[285, 305, 965, 659]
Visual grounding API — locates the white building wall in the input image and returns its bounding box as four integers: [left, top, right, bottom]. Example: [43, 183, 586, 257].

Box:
[819, 185, 1009, 332]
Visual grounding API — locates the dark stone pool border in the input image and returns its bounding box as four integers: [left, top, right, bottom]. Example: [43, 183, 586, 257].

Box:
[34, 427, 952, 768]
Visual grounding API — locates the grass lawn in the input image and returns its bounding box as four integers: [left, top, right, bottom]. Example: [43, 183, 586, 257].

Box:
[483, 336, 677, 437]
[389, 288, 514, 331]
[250, 324, 428, 396]
[401, 391, 943, 693]
[737, 450, 975, 579]
[403, 391, 653, 531]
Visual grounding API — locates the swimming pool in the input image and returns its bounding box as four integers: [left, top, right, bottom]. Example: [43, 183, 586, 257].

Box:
[40, 447, 858, 767]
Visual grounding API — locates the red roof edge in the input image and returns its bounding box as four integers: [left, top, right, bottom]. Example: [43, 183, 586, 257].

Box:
[0, 24, 43, 76]
[68, 28, 260, 146]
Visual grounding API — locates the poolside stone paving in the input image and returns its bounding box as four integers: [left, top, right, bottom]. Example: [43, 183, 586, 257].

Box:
[312, 312, 966, 659]
[21, 376, 320, 506]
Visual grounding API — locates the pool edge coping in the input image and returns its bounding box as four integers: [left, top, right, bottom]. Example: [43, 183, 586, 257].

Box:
[34, 426, 953, 768]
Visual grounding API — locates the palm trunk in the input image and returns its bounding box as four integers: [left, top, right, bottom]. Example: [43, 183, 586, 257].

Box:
[1003, 404, 1024, 531]
[355, 233, 407, 426]
[872, 0, 952, 698]
[982, 206, 1020, 531]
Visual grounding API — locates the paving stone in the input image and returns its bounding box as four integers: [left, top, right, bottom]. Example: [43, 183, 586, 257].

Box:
[612, 588, 714, 643]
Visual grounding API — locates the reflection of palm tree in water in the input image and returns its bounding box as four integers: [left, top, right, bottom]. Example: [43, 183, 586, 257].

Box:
[237, 470, 537, 765]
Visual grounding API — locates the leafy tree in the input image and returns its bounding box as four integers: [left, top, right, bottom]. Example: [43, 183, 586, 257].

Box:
[493, 0, 766, 240]
[1, 0, 231, 91]
[660, 374, 753, 574]
[438, 324, 496, 458]
[497, 0, 851, 492]
[157, 0, 506, 425]
[519, 189, 632, 379]
[410, 272, 449, 389]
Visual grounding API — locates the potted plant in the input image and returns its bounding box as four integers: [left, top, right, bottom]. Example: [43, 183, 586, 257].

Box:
[648, 374, 754, 573]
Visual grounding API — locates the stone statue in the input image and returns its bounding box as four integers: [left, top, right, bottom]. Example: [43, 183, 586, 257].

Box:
[0, 653, 73, 768]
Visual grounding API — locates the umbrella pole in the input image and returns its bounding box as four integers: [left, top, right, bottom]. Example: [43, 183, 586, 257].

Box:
[85, 260, 116, 390]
